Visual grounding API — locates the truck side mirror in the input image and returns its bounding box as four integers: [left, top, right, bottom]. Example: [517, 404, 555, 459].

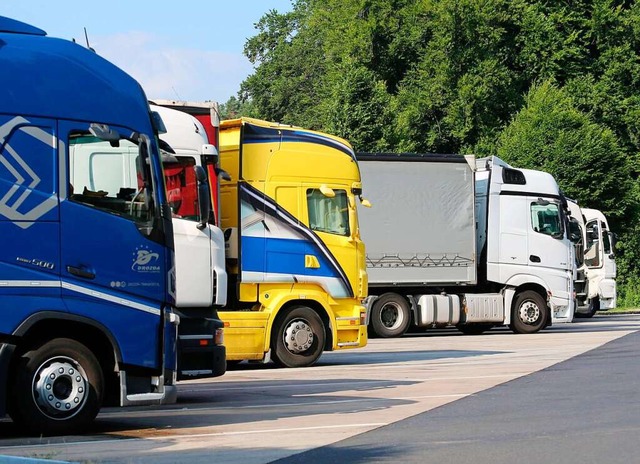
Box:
[150, 111, 167, 134]
[360, 197, 372, 208]
[610, 232, 618, 254]
[202, 144, 218, 163]
[194, 165, 211, 230]
[320, 185, 335, 198]
[216, 167, 232, 181]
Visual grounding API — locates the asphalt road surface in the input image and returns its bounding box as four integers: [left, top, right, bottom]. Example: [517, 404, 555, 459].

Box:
[1, 314, 638, 463]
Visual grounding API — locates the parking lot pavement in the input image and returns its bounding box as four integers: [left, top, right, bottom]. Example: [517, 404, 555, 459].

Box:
[1, 315, 638, 464]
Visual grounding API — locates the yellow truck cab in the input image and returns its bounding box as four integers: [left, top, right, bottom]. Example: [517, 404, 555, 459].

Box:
[219, 117, 368, 367]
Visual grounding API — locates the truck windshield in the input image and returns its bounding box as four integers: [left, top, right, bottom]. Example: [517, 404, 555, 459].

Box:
[68, 131, 156, 225]
[307, 188, 350, 236]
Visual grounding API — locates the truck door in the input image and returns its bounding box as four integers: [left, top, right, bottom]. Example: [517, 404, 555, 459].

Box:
[527, 198, 571, 272]
[600, 220, 616, 281]
[59, 121, 166, 369]
[585, 217, 616, 305]
[166, 156, 218, 307]
[237, 181, 354, 300]
[0, 116, 61, 299]
[303, 185, 356, 299]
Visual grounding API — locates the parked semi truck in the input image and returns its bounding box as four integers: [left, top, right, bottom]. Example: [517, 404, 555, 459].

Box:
[69, 105, 227, 377]
[151, 103, 370, 367]
[0, 16, 222, 435]
[567, 200, 617, 317]
[357, 153, 574, 337]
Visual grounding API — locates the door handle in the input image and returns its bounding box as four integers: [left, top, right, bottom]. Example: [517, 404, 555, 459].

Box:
[66, 265, 96, 280]
[529, 255, 541, 263]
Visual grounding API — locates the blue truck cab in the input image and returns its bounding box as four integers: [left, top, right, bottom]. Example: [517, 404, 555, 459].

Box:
[0, 16, 222, 435]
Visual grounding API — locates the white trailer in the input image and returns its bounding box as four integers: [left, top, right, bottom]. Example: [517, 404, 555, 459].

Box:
[567, 201, 617, 317]
[357, 154, 575, 336]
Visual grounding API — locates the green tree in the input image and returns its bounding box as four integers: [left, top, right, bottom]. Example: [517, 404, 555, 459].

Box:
[323, 63, 392, 151]
[219, 96, 257, 119]
[391, 0, 528, 154]
[497, 81, 634, 222]
[240, 2, 327, 128]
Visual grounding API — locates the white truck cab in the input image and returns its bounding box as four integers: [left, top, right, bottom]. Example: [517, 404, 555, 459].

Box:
[568, 201, 616, 316]
[477, 157, 575, 325]
[151, 104, 227, 309]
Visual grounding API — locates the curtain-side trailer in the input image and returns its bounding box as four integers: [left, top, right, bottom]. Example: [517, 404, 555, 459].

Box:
[358, 153, 574, 337]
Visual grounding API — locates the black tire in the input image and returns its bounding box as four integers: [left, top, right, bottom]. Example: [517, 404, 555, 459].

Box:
[370, 293, 411, 338]
[510, 290, 549, 334]
[226, 360, 243, 370]
[8, 338, 104, 436]
[271, 306, 325, 368]
[582, 297, 600, 318]
[457, 323, 494, 335]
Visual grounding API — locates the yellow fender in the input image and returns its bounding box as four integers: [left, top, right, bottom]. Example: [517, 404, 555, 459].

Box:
[258, 285, 337, 353]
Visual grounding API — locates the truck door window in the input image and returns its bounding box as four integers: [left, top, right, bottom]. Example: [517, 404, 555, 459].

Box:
[584, 220, 601, 267]
[307, 188, 350, 236]
[531, 201, 563, 238]
[163, 156, 198, 220]
[68, 131, 155, 224]
[568, 218, 584, 266]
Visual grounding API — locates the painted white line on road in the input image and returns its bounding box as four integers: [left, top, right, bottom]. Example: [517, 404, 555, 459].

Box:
[94, 392, 471, 418]
[181, 379, 395, 391]
[183, 372, 531, 393]
[145, 422, 389, 439]
[0, 423, 389, 451]
[407, 373, 530, 381]
[211, 354, 569, 375]
[394, 393, 469, 400]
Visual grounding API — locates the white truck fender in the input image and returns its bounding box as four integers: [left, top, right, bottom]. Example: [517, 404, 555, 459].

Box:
[502, 274, 552, 326]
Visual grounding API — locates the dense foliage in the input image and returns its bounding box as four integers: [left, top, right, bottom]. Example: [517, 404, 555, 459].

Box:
[232, 0, 640, 305]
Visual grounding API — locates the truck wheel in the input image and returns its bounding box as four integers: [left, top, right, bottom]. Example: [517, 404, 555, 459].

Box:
[272, 306, 325, 368]
[583, 298, 600, 318]
[8, 338, 104, 436]
[457, 324, 494, 335]
[226, 360, 243, 369]
[510, 290, 549, 334]
[370, 293, 411, 338]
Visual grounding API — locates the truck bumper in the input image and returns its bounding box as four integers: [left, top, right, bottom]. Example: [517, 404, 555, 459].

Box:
[177, 342, 226, 380]
[550, 295, 573, 323]
[333, 302, 368, 350]
[177, 314, 227, 380]
[599, 279, 617, 310]
[219, 311, 270, 362]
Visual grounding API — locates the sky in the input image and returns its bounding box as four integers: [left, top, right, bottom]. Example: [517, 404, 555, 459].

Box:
[4, 1, 294, 103]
